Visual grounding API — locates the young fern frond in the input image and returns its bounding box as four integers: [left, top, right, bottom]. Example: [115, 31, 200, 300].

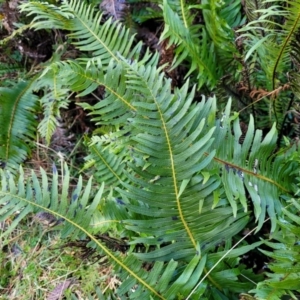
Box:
[0, 80, 38, 171]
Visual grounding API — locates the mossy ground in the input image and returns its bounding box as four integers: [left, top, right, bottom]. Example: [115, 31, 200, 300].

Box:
[0, 220, 118, 299]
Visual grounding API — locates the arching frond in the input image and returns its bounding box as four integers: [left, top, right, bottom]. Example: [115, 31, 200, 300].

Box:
[19, 0, 141, 67]
[0, 164, 210, 299]
[0, 80, 38, 171]
[105, 59, 249, 262]
[50, 59, 139, 126]
[210, 99, 296, 231]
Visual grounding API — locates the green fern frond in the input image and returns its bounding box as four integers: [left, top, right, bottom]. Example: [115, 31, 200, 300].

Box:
[63, 53, 250, 264]
[211, 99, 296, 231]
[105, 59, 249, 262]
[34, 68, 71, 145]
[239, 0, 300, 89]
[197, 0, 242, 78]
[0, 164, 102, 238]
[51, 59, 139, 125]
[0, 164, 210, 299]
[168, 0, 194, 29]
[20, 0, 141, 67]
[249, 199, 300, 299]
[200, 0, 238, 53]
[84, 136, 128, 188]
[220, 0, 246, 28]
[161, 0, 218, 88]
[19, 1, 74, 29]
[0, 80, 38, 171]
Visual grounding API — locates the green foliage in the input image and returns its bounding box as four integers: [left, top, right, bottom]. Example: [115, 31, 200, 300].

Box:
[1, 0, 300, 299]
[0, 80, 38, 171]
[33, 46, 72, 145]
[249, 198, 300, 299]
[161, 0, 218, 88]
[237, 0, 300, 132]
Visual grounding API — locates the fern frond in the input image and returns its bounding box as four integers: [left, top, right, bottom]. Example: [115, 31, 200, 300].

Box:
[250, 198, 300, 299]
[0, 164, 210, 299]
[0, 80, 38, 171]
[34, 68, 71, 145]
[168, 0, 194, 29]
[161, 0, 218, 88]
[201, 0, 238, 53]
[0, 164, 102, 238]
[239, 0, 300, 89]
[211, 99, 296, 231]
[104, 58, 249, 262]
[220, 0, 246, 28]
[20, 0, 140, 67]
[50, 59, 139, 125]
